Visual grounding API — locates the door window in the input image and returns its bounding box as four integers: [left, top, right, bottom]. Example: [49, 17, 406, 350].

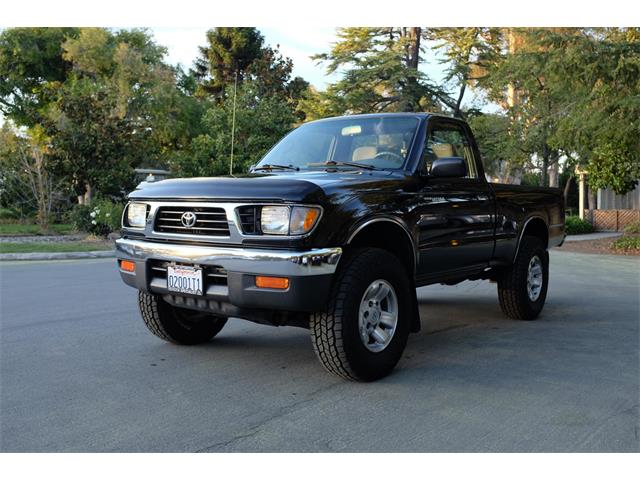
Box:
[423, 123, 478, 179]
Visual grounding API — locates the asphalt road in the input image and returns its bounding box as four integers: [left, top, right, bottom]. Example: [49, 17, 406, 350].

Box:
[1, 251, 638, 452]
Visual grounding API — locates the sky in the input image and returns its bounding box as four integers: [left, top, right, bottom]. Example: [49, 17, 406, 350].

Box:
[150, 27, 341, 89]
[149, 27, 492, 111]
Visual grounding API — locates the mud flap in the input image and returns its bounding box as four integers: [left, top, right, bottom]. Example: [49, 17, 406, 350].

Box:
[409, 283, 421, 333]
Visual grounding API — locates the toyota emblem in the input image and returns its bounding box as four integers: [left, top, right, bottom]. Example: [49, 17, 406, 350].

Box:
[180, 211, 197, 228]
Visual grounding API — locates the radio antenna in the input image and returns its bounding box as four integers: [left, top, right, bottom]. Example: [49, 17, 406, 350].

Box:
[229, 69, 238, 176]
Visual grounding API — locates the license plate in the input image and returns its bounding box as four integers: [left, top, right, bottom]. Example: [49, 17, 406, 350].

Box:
[167, 265, 203, 296]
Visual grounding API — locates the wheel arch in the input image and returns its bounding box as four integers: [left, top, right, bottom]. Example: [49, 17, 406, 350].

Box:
[514, 215, 549, 261]
[346, 217, 417, 276]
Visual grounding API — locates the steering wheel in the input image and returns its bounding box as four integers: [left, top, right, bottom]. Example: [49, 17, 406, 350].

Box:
[373, 151, 405, 164]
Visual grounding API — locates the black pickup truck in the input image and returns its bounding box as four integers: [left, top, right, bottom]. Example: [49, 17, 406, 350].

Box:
[116, 113, 565, 381]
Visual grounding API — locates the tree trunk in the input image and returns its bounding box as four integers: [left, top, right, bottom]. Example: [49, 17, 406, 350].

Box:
[548, 154, 559, 188]
[79, 183, 93, 205]
[563, 174, 572, 206]
[403, 27, 421, 111]
[587, 184, 596, 223]
[540, 151, 549, 187]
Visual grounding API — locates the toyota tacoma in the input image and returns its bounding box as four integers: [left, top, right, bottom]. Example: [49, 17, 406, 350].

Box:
[116, 113, 565, 381]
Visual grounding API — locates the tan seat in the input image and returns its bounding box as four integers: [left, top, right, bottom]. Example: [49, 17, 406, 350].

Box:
[432, 143, 454, 158]
[352, 146, 377, 162]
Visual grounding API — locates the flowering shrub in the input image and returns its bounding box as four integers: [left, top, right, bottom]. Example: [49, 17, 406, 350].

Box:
[70, 199, 124, 235]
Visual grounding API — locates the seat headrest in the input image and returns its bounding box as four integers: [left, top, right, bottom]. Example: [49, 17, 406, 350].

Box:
[352, 146, 377, 162]
[432, 143, 454, 158]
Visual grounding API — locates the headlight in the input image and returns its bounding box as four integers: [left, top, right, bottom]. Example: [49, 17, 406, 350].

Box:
[260, 206, 321, 235]
[125, 202, 147, 228]
[260, 206, 290, 235]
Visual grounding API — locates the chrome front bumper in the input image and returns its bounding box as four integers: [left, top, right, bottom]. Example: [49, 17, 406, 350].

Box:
[115, 238, 342, 276]
[115, 238, 342, 313]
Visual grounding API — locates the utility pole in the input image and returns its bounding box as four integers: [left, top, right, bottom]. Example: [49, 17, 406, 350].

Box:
[229, 69, 238, 176]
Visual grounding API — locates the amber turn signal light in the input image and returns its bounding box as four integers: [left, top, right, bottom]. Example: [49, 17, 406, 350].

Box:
[120, 260, 136, 273]
[255, 276, 289, 289]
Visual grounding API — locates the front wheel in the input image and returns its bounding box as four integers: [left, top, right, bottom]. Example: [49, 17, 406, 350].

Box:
[310, 248, 411, 381]
[498, 236, 549, 320]
[138, 291, 227, 345]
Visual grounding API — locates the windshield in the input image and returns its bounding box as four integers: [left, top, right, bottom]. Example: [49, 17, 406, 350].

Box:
[256, 116, 419, 171]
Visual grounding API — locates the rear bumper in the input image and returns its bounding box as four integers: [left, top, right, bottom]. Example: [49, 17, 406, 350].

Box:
[115, 238, 341, 313]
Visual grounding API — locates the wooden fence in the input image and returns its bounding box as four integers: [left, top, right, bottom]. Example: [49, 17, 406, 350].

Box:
[585, 209, 640, 231]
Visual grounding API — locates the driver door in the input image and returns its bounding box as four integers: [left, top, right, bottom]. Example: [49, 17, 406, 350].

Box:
[414, 119, 495, 282]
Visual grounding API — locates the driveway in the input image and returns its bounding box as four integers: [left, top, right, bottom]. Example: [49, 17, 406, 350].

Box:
[0, 250, 638, 452]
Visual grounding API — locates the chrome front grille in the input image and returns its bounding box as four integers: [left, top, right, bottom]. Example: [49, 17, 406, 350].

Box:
[154, 206, 230, 237]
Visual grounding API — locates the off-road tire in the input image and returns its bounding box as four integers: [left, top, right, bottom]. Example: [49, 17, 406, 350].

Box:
[310, 248, 412, 381]
[498, 236, 549, 320]
[138, 291, 227, 345]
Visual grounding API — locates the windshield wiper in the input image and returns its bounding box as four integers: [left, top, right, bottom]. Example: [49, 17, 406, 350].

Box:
[252, 164, 300, 172]
[307, 160, 378, 170]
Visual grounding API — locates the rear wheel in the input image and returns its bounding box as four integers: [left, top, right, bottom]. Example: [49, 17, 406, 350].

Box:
[310, 248, 411, 381]
[138, 291, 227, 345]
[497, 236, 549, 320]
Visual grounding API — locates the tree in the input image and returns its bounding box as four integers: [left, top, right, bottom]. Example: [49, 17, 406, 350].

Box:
[542, 29, 640, 195]
[0, 27, 79, 126]
[181, 28, 308, 176]
[467, 112, 526, 181]
[170, 79, 297, 177]
[473, 28, 585, 187]
[193, 27, 264, 100]
[427, 28, 502, 117]
[314, 27, 456, 114]
[42, 28, 185, 203]
[0, 123, 63, 228]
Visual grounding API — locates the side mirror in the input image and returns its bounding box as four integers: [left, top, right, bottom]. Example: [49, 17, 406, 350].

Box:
[431, 157, 467, 178]
[248, 163, 257, 173]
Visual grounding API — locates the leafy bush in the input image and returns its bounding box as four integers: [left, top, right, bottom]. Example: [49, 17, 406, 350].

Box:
[565, 216, 594, 235]
[69, 204, 93, 232]
[623, 221, 640, 235]
[69, 199, 124, 235]
[612, 235, 640, 251]
[0, 207, 19, 220]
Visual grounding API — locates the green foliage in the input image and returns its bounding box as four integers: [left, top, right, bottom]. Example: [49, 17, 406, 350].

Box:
[467, 113, 525, 179]
[0, 27, 79, 126]
[565, 216, 594, 235]
[173, 29, 306, 177]
[194, 27, 264, 99]
[2, 26, 639, 217]
[611, 235, 640, 251]
[0, 208, 19, 220]
[69, 199, 123, 235]
[171, 80, 297, 177]
[587, 145, 639, 195]
[313, 28, 449, 114]
[68, 204, 94, 232]
[623, 221, 640, 234]
[531, 29, 640, 193]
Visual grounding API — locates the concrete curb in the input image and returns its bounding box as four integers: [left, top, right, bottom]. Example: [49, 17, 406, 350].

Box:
[0, 250, 115, 261]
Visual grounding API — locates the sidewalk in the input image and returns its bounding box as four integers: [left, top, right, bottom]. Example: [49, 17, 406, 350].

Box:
[564, 232, 622, 242]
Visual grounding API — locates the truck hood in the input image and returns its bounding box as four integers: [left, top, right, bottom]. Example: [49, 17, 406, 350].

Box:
[128, 170, 400, 204]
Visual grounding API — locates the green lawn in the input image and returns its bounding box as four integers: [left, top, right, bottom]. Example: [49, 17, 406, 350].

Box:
[0, 241, 112, 254]
[0, 223, 76, 236]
